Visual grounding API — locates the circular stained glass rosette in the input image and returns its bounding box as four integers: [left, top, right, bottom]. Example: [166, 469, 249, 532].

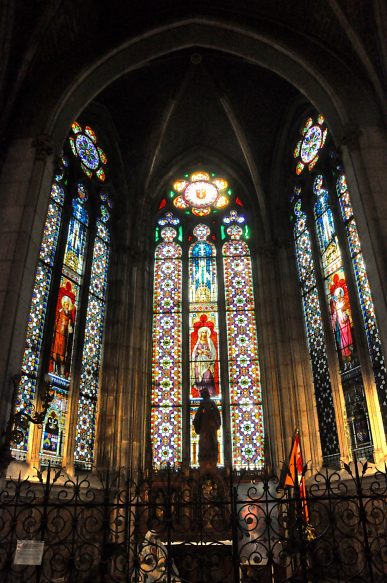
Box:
[184, 180, 219, 208]
[69, 121, 108, 182]
[75, 134, 99, 170]
[294, 114, 327, 175]
[300, 125, 322, 164]
[172, 171, 231, 215]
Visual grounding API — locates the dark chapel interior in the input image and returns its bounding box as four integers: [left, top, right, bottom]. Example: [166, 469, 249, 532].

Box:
[0, 1, 386, 581]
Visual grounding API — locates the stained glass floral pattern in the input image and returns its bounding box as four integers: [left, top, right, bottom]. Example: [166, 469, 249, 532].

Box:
[152, 220, 183, 466]
[294, 115, 328, 175]
[171, 171, 230, 216]
[336, 175, 387, 430]
[223, 223, 264, 469]
[69, 121, 108, 182]
[12, 174, 65, 460]
[74, 219, 111, 467]
[152, 170, 266, 469]
[293, 196, 340, 458]
[15, 123, 112, 468]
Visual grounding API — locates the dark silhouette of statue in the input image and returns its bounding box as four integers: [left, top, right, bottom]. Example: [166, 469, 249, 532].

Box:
[193, 388, 221, 471]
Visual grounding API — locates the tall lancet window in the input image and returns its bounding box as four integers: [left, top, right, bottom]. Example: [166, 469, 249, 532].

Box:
[291, 191, 339, 462]
[151, 215, 183, 466]
[13, 121, 112, 469]
[291, 113, 387, 461]
[223, 218, 264, 468]
[151, 170, 264, 469]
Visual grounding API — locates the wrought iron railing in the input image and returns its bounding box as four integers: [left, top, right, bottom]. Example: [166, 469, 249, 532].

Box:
[0, 461, 386, 582]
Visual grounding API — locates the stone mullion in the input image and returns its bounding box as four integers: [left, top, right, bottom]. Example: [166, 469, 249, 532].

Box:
[254, 245, 292, 470]
[217, 243, 231, 468]
[0, 137, 58, 471]
[64, 208, 97, 472]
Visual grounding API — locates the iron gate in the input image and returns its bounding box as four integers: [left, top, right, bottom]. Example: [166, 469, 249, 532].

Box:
[0, 461, 386, 582]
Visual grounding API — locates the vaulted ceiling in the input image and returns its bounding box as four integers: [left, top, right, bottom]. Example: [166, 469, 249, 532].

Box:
[1, 1, 385, 238]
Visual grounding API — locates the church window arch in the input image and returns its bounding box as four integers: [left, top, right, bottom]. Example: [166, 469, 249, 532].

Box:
[13, 122, 113, 469]
[291, 113, 387, 462]
[151, 170, 264, 470]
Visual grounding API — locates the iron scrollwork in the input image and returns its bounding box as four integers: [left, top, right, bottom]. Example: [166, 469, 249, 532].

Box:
[0, 375, 54, 472]
[0, 462, 386, 581]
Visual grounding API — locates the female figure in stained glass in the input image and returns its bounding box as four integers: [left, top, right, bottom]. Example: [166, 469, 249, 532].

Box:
[330, 275, 354, 362]
[192, 326, 217, 396]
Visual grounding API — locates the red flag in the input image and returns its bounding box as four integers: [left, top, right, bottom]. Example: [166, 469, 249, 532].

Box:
[284, 431, 309, 522]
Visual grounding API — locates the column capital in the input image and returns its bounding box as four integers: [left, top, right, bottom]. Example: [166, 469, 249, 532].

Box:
[338, 124, 362, 151]
[32, 134, 54, 161]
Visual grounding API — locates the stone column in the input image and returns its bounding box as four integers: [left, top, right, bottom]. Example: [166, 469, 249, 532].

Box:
[254, 241, 324, 472]
[0, 135, 55, 435]
[97, 199, 153, 472]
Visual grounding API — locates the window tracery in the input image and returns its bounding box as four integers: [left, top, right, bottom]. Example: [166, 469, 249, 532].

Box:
[292, 113, 386, 461]
[152, 171, 264, 469]
[13, 122, 112, 469]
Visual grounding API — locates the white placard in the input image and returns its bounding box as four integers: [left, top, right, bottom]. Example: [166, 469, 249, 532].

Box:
[14, 540, 44, 565]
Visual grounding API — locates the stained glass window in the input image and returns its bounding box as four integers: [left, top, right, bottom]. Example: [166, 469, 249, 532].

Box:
[292, 191, 339, 460]
[336, 175, 387, 434]
[12, 169, 66, 460]
[294, 114, 327, 175]
[222, 216, 264, 469]
[151, 215, 183, 466]
[69, 122, 108, 181]
[13, 121, 112, 468]
[189, 224, 224, 466]
[291, 113, 386, 461]
[313, 175, 358, 370]
[151, 171, 263, 469]
[73, 207, 112, 468]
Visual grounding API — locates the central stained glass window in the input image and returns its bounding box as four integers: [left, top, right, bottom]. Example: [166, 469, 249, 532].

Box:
[152, 170, 264, 469]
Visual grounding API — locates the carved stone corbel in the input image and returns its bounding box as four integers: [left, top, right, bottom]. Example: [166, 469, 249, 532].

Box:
[32, 134, 54, 161]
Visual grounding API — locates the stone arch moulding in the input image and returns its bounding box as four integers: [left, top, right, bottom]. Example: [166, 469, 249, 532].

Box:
[35, 18, 380, 149]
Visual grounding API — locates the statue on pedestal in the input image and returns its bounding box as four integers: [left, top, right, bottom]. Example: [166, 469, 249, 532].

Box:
[193, 388, 221, 471]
